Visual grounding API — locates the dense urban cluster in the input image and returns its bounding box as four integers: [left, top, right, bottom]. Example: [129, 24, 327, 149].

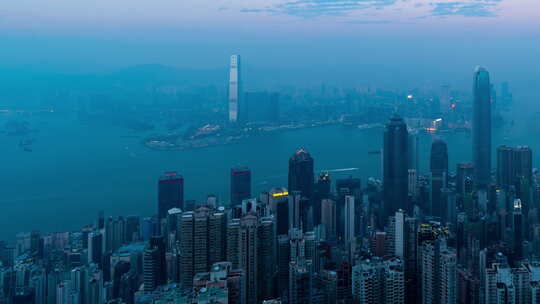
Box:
[1, 61, 536, 304]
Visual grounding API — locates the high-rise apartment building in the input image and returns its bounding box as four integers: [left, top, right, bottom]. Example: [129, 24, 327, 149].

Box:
[421, 237, 456, 304]
[289, 259, 313, 304]
[352, 257, 405, 304]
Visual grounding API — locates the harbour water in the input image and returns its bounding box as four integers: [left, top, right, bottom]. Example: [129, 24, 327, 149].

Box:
[0, 102, 537, 240]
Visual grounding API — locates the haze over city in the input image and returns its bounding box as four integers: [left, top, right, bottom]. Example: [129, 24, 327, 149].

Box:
[1, 0, 540, 304]
[2, 0, 539, 89]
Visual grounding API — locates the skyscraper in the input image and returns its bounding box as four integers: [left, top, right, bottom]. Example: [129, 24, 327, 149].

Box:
[180, 211, 195, 287]
[289, 259, 313, 304]
[513, 199, 523, 261]
[473, 66, 492, 188]
[394, 209, 406, 259]
[258, 217, 276, 301]
[383, 114, 409, 217]
[288, 149, 315, 200]
[228, 55, 242, 123]
[231, 166, 252, 206]
[288, 191, 302, 232]
[430, 138, 448, 218]
[497, 145, 533, 189]
[239, 214, 259, 304]
[321, 198, 337, 239]
[88, 232, 102, 266]
[209, 208, 227, 267]
[344, 195, 355, 246]
[456, 163, 474, 194]
[227, 218, 241, 269]
[157, 172, 184, 218]
[143, 236, 166, 293]
[314, 172, 331, 226]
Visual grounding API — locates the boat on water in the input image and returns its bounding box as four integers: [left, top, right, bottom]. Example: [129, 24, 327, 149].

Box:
[357, 123, 382, 130]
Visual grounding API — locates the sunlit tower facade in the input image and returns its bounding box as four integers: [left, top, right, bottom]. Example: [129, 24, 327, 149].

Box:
[473, 66, 492, 188]
[228, 55, 242, 123]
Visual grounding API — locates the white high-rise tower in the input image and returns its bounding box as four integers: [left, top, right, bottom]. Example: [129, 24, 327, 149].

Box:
[228, 55, 242, 122]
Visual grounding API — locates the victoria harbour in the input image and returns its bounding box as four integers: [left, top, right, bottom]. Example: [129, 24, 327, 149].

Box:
[0, 100, 535, 240]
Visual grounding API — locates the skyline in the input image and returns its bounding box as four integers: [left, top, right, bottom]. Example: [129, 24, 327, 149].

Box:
[2, 2, 540, 303]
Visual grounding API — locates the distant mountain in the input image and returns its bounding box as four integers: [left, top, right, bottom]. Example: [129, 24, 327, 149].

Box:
[107, 64, 227, 86]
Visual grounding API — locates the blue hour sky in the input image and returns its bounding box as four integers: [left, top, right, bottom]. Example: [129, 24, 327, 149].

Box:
[1, 0, 539, 88]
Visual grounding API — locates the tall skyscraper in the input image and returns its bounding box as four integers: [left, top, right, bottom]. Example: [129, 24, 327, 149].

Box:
[288, 191, 302, 232]
[456, 163, 474, 194]
[288, 149, 315, 200]
[231, 166, 252, 206]
[227, 218, 241, 269]
[383, 114, 409, 217]
[258, 217, 276, 301]
[394, 209, 406, 258]
[344, 195, 355, 246]
[193, 207, 210, 276]
[228, 55, 242, 123]
[497, 145, 533, 189]
[430, 138, 448, 218]
[472, 66, 492, 188]
[314, 172, 331, 226]
[513, 199, 523, 261]
[277, 234, 291, 297]
[209, 208, 227, 267]
[239, 214, 259, 304]
[88, 232, 102, 266]
[157, 172, 184, 218]
[180, 211, 195, 287]
[143, 236, 166, 293]
[321, 198, 337, 239]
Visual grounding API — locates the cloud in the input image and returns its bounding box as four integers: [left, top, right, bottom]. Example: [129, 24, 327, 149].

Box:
[239, 0, 506, 20]
[430, 0, 503, 17]
[345, 19, 390, 24]
[240, 8, 278, 13]
[241, 0, 398, 18]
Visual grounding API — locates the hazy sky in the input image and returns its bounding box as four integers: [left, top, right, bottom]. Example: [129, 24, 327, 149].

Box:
[1, 0, 539, 88]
